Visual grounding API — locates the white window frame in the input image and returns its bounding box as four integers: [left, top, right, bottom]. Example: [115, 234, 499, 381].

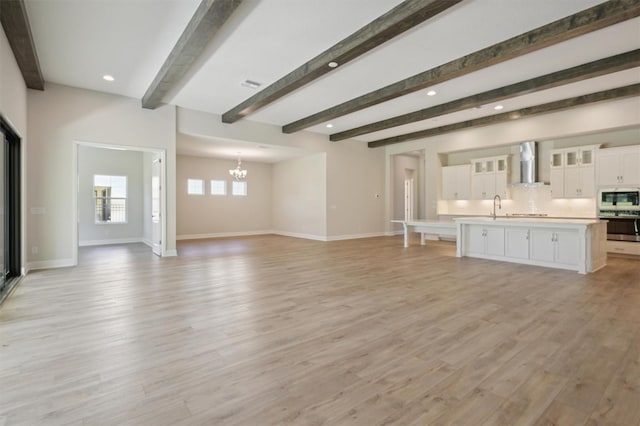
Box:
[93, 174, 128, 224]
[210, 179, 227, 196]
[232, 181, 247, 196]
[187, 178, 205, 195]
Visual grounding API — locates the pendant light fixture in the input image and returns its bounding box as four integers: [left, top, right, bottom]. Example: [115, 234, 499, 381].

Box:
[229, 154, 247, 181]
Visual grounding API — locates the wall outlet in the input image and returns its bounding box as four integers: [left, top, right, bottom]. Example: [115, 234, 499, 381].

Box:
[31, 246, 38, 254]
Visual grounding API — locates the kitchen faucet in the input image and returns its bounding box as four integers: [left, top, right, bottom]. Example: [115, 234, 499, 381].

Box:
[492, 194, 502, 220]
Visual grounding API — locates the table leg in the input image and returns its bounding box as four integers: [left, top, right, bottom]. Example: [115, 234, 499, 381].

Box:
[420, 233, 425, 245]
[403, 223, 409, 248]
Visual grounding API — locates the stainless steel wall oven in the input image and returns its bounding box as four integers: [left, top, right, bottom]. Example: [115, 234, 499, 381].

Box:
[598, 188, 640, 242]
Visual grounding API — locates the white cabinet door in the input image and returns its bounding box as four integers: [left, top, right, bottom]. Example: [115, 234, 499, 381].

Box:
[485, 227, 505, 256]
[550, 167, 564, 198]
[621, 149, 640, 185]
[564, 167, 580, 197]
[471, 174, 495, 200]
[495, 172, 508, 199]
[530, 229, 555, 263]
[505, 228, 529, 259]
[465, 225, 487, 255]
[457, 166, 471, 199]
[442, 166, 458, 200]
[597, 151, 621, 186]
[442, 165, 470, 200]
[563, 167, 593, 198]
[555, 230, 579, 266]
[464, 225, 504, 256]
[579, 166, 595, 198]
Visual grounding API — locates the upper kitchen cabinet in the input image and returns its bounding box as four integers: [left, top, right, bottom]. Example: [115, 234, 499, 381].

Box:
[471, 155, 510, 200]
[550, 145, 598, 198]
[441, 164, 471, 200]
[597, 145, 640, 187]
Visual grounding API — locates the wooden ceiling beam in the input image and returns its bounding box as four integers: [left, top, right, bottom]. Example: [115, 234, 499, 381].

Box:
[331, 49, 640, 141]
[142, 0, 243, 109]
[0, 0, 44, 90]
[221, 0, 463, 124]
[284, 0, 640, 134]
[367, 84, 640, 148]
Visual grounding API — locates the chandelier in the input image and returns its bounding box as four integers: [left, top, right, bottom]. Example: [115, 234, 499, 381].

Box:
[229, 155, 247, 181]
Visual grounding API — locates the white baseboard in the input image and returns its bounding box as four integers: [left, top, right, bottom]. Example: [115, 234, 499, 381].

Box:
[163, 249, 178, 257]
[79, 237, 143, 247]
[271, 231, 327, 241]
[27, 258, 76, 271]
[142, 238, 153, 248]
[177, 231, 389, 243]
[326, 232, 387, 241]
[177, 230, 272, 240]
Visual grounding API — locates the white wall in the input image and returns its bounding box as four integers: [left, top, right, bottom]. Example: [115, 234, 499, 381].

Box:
[384, 98, 640, 229]
[78, 146, 144, 245]
[325, 142, 386, 239]
[0, 27, 28, 273]
[178, 107, 387, 240]
[272, 154, 327, 239]
[0, 28, 27, 137]
[27, 84, 177, 269]
[176, 154, 272, 238]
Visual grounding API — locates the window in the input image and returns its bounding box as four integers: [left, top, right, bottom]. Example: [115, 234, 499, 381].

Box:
[232, 181, 247, 196]
[94, 175, 127, 223]
[210, 180, 226, 196]
[187, 179, 204, 195]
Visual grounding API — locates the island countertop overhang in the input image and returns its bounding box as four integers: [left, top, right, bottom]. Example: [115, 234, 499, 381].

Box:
[454, 217, 606, 228]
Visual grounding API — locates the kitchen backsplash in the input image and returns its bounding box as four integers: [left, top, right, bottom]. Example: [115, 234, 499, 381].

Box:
[438, 185, 597, 218]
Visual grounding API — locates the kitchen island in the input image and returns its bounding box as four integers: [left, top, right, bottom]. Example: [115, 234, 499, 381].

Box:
[455, 217, 607, 274]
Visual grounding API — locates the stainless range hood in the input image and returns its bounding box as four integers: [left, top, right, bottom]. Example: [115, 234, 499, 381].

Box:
[509, 141, 548, 187]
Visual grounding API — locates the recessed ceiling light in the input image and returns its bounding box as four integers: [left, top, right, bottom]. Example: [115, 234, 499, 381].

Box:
[240, 79, 261, 89]
[326, 123, 334, 128]
[102, 74, 114, 82]
[328, 61, 338, 68]
[494, 105, 504, 110]
[427, 90, 436, 96]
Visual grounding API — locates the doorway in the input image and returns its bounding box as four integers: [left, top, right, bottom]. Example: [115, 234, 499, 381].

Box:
[404, 169, 415, 221]
[0, 116, 22, 304]
[72, 142, 167, 265]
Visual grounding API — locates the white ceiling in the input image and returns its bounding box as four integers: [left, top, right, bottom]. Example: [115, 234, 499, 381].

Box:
[24, 0, 640, 160]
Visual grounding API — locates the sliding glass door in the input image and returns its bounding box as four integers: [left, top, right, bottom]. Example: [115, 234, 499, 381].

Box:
[0, 117, 21, 304]
[0, 126, 5, 294]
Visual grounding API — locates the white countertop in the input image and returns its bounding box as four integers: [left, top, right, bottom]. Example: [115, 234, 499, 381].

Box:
[454, 217, 605, 226]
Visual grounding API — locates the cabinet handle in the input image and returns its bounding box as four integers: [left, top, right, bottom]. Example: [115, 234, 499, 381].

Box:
[526, 230, 529, 240]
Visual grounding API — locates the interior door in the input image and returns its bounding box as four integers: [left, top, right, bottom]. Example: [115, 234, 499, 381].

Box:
[151, 154, 162, 256]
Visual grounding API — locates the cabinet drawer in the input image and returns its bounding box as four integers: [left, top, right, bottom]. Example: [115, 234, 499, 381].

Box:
[607, 241, 640, 256]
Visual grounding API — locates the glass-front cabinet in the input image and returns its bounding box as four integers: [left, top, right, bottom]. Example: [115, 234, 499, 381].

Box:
[550, 145, 599, 198]
[470, 155, 510, 200]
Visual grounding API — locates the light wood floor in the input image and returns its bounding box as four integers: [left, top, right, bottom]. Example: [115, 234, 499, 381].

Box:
[1, 235, 639, 425]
